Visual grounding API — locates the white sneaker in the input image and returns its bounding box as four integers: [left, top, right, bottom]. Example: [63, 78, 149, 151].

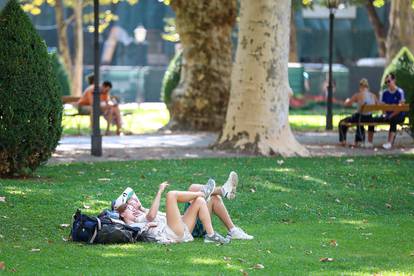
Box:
[382, 142, 392, 150]
[363, 142, 373, 149]
[221, 171, 238, 200]
[201, 179, 216, 202]
[227, 227, 253, 240]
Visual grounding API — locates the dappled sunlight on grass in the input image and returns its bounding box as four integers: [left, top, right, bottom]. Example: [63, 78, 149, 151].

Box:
[256, 181, 293, 192]
[190, 257, 222, 265]
[300, 175, 329, 186]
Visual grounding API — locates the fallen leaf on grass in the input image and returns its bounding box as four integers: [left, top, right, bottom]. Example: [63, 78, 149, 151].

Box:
[30, 248, 41, 252]
[385, 203, 392, 209]
[223, 256, 231, 261]
[346, 159, 354, 163]
[98, 178, 111, 182]
[60, 224, 70, 229]
[0, 197, 5, 202]
[284, 203, 292, 209]
[319, 257, 334, 262]
[277, 160, 284, 165]
[410, 252, 414, 257]
[0, 262, 5, 270]
[62, 237, 68, 242]
[240, 269, 248, 276]
[252, 264, 264, 269]
[83, 205, 90, 209]
[237, 258, 246, 263]
[305, 250, 313, 255]
[361, 233, 372, 236]
[330, 240, 338, 247]
[335, 198, 341, 203]
[250, 188, 256, 193]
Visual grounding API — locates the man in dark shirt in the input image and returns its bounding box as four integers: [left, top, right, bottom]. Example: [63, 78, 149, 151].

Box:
[368, 73, 405, 149]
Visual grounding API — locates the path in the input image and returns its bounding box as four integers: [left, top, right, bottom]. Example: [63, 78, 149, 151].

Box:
[49, 131, 414, 164]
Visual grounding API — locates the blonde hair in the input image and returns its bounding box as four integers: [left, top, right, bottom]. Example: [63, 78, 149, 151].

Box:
[359, 78, 369, 88]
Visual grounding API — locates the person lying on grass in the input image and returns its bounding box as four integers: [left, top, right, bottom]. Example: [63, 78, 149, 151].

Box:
[114, 172, 253, 244]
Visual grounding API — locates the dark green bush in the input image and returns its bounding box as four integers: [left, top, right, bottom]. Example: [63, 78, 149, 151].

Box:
[0, 0, 63, 176]
[161, 50, 182, 105]
[49, 51, 71, 96]
[382, 47, 414, 138]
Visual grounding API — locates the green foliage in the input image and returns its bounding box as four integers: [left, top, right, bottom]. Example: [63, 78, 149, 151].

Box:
[1, 156, 414, 273]
[161, 51, 182, 105]
[0, 0, 63, 176]
[381, 47, 414, 137]
[49, 52, 71, 96]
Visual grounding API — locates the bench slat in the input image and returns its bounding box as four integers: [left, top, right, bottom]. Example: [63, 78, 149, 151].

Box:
[361, 103, 409, 113]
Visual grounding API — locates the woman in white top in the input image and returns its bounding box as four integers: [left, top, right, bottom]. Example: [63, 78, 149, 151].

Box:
[338, 78, 378, 147]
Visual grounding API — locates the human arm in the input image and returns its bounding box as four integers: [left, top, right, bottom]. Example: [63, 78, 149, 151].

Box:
[146, 182, 169, 222]
[344, 93, 358, 107]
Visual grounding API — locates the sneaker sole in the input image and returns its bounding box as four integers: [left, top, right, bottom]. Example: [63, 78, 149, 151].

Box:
[225, 172, 238, 200]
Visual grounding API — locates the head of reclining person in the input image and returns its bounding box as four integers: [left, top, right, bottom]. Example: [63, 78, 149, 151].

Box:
[117, 204, 136, 224]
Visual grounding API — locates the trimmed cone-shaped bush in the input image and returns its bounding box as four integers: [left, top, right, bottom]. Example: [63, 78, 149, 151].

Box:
[161, 50, 182, 106]
[50, 52, 71, 96]
[382, 47, 414, 138]
[0, 0, 63, 176]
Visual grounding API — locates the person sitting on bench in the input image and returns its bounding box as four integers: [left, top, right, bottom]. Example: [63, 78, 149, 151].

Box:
[367, 73, 406, 150]
[338, 78, 378, 147]
[78, 77, 123, 135]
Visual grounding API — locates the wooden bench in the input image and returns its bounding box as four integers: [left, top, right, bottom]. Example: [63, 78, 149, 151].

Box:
[342, 103, 410, 129]
[61, 96, 133, 134]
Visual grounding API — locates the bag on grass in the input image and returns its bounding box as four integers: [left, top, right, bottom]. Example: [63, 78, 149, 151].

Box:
[70, 209, 140, 244]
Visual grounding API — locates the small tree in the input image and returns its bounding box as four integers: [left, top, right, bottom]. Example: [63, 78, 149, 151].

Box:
[381, 47, 414, 137]
[0, 0, 63, 176]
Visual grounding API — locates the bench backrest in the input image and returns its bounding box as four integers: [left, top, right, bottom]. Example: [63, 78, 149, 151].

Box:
[361, 104, 409, 113]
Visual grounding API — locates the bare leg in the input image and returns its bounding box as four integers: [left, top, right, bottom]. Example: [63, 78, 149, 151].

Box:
[189, 184, 235, 230]
[208, 195, 235, 231]
[389, 132, 396, 144]
[189, 184, 222, 196]
[367, 131, 374, 143]
[165, 191, 211, 237]
[113, 106, 122, 134]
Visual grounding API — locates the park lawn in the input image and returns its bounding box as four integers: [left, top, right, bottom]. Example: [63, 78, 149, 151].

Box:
[63, 104, 359, 135]
[1, 155, 414, 275]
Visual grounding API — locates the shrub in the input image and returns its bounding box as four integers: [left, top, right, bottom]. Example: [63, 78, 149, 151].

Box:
[49, 51, 71, 96]
[161, 50, 182, 105]
[381, 47, 414, 138]
[0, 0, 63, 176]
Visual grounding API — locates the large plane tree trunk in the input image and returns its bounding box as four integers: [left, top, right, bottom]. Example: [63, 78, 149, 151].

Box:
[217, 0, 308, 156]
[72, 0, 83, 97]
[365, 0, 386, 58]
[55, 0, 73, 87]
[386, 0, 414, 63]
[168, 0, 237, 131]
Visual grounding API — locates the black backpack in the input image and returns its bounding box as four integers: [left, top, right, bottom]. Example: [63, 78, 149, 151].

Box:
[70, 209, 141, 244]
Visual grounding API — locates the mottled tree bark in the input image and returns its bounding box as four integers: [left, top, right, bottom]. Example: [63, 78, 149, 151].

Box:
[365, 0, 386, 58]
[217, 0, 308, 156]
[386, 0, 414, 63]
[72, 0, 84, 97]
[55, 0, 73, 88]
[169, 0, 236, 131]
[289, 7, 298, 62]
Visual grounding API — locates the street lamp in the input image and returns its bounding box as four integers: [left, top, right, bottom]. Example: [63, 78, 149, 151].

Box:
[91, 0, 102, 156]
[326, 0, 340, 130]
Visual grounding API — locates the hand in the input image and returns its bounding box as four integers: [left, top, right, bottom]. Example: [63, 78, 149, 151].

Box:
[158, 181, 169, 193]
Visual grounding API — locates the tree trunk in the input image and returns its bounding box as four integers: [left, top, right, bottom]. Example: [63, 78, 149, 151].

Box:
[55, 0, 73, 85]
[289, 7, 298, 62]
[217, 0, 308, 156]
[386, 0, 414, 64]
[168, 0, 236, 131]
[72, 0, 84, 97]
[365, 0, 386, 58]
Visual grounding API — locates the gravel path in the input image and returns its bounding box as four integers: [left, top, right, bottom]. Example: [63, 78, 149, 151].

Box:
[49, 131, 414, 164]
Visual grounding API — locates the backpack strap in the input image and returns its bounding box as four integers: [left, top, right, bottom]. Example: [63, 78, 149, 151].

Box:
[88, 217, 102, 244]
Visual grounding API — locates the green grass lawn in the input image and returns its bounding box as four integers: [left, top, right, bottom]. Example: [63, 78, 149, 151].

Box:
[62, 105, 356, 135]
[1, 156, 414, 275]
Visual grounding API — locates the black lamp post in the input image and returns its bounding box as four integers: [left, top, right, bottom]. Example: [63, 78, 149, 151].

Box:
[326, 0, 340, 130]
[91, 0, 102, 156]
